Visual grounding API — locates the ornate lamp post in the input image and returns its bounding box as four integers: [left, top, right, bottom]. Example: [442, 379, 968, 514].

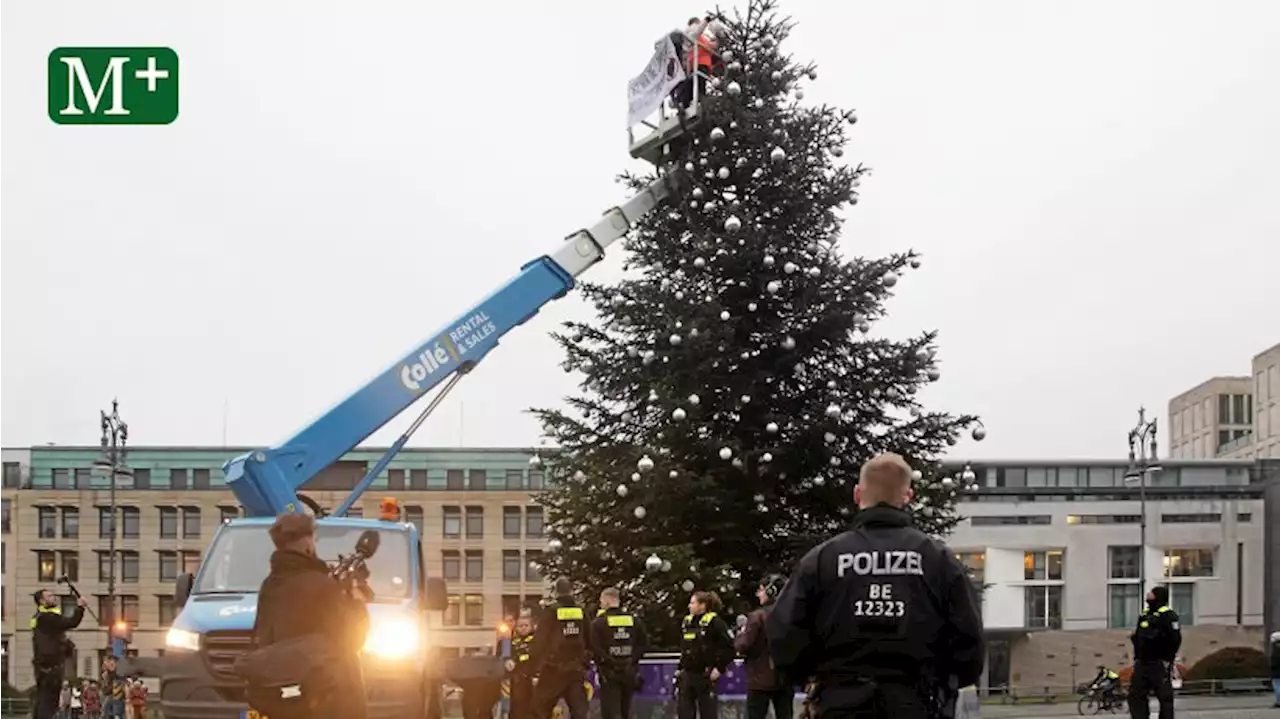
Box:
[1124, 407, 1163, 588]
[91, 400, 132, 659]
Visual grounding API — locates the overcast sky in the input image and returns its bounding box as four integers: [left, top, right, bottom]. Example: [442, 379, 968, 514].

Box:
[2, 1, 1277, 460]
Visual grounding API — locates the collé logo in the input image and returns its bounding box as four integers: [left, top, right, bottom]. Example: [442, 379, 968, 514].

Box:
[48, 47, 179, 125]
[400, 342, 454, 392]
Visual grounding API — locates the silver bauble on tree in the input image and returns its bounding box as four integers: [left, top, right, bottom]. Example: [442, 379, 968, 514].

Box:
[681, 579, 695, 592]
[547, 538, 563, 552]
[633, 506, 647, 519]
[724, 215, 742, 232]
[719, 447, 733, 460]
[645, 554, 663, 572]
[709, 127, 725, 142]
[616, 484, 628, 497]
[726, 81, 742, 95]
[972, 426, 987, 441]
[766, 421, 779, 433]
[825, 403, 841, 418]
[672, 407, 688, 421]
[637, 455, 655, 472]
[770, 146, 787, 162]
[883, 272, 899, 287]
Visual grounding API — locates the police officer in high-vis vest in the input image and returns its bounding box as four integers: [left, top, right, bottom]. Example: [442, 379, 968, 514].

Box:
[505, 614, 537, 719]
[590, 587, 649, 719]
[766, 453, 985, 719]
[30, 589, 86, 719]
[676, 590, 735, 719]
[1128, 585, 1182, 719]
[529, 578, 592, 719]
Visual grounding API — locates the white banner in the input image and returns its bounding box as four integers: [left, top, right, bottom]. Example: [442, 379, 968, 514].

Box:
[627, 36, 686, 128]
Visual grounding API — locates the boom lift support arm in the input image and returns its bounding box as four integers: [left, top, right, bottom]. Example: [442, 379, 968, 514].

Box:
[225, 172, 684, 517]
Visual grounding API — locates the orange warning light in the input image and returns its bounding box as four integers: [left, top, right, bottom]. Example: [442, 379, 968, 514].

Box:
[379, 497, 400, 521]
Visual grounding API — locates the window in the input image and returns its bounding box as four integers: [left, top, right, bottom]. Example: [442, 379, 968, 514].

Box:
[410, 469, 428, 490]
[1023, 585, 1063, 629]
[121, 507, 140, 538]
[159, 507, 178, 538]
[525, 507, 544, 538]
[1163, 548, 1214, 578]
[503, 550, 523, 581]
[120, 552, 139, 583]
[955, 552, 985, 584]
[1218, 393, 1230, 424]
[1162, 514, 1222, 524]
[442, 551, 461, 581]
[504, 507, 522, 538]
[446, 470, 465, 490]
[405, 506, 424, 533]
[99, 507, 116, 538]
[171, 469, 188, 490]
[98, 551, 114, 582]
[529, 471, 544, 491]
[441, 507, 462, 538]
[1107, 584, 1141, 628]
[97, 596, 113, 626]
[1164, 583, 1195, 624]
[159, 552, 178, 582]
[387, 469, 406, 491]
[219, 506, 239, 524]
[1066, 514, 1140, 525]
[182, 507, 201, 538]
[2, 462, 20, 488]
[1, 499, 10, 533]
[134, 469, 151, 490]
[37, 551, 56, 582]
[1023, 550, 1064, 581]
[60, 552, 79, 582]
[180, 551, 201, 576]
[444, 595, 461, 626]
[52, 469, 72, 489]
[193, 468, 211, 489]
[465, 550, 483, 582]
[1109, 546, 1140, 579]
[465, 507, 484, 538]
[61, 508, 79, 538]
[0, 639, 7, 686]
[120, 595, 139, 624]
[464, 594, 484, 626]
[505, 470, 524, 490]
[526, 550, 543, 582]
[468, 470, 487, 491]
[969, 515, 1052, 526]
[502, 594, 523, 619]
[158, 596, 177, 626]
[39, 507, 58, 538]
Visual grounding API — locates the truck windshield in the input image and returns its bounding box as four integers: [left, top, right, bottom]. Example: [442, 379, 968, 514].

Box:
[194, 524, 413, 601]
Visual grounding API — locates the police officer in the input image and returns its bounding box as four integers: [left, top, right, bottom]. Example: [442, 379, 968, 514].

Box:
[766, 453, 985, 719]
[30, 589, 86, 719]
[1128, 585, 1182, 719]
[590, 587, 649, 719]
[505, 614, 537, 719]
[528, 578, 592, 719]
[676, 590, 735, 719]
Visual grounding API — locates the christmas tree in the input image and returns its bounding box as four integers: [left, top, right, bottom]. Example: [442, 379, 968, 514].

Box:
[530, 0, 984, 646]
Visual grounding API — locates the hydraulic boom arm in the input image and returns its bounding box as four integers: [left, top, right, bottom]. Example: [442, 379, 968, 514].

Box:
[225, 172, 683, 517]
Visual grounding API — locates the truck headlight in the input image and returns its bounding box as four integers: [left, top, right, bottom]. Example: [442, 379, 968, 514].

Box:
[166, 628, 201, 652]
[362, 616, 420, 660]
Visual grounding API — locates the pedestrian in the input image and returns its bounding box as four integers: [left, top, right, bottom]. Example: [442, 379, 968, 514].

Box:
[736, 575, 793, 719]
[765, 453, 985, 719]
[590, 587, 649, 719]
[1269, 631, 1280, 708]
[1128, 586, 1182, 719]
[528, 578, 592, 719]
[675, 590, 734, 719]
[100, 656, 124, 719]
[506, 615, 537, 719]
[30, 590, 87, 719]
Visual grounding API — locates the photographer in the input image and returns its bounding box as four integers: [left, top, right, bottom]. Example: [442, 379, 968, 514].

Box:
[30, 588, 86, 719]
[244, 513, 370, 719]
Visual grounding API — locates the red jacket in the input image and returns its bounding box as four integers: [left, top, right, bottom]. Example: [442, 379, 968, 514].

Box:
[734, 606, 788, 691]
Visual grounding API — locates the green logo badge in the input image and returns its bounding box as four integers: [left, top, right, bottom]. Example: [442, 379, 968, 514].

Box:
[48, 47, 179, 125]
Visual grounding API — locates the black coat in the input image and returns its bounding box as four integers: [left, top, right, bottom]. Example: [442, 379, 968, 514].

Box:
[32, 606, 84, 667]
[250, 550, 370, 719]
[1269, 640, 1280, 679]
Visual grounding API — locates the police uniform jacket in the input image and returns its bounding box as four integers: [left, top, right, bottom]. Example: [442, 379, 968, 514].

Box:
[529, 596, 591, 675]
[1131, 588, 1181, 663]
[765, 504, 985, 688]
[678, 610, 734, 675]
[31, 605, 84, 667]
[590, 607, 649, 679]
[509, 633, 536, 679]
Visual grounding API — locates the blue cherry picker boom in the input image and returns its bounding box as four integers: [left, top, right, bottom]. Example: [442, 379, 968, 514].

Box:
[155, 124, 693, 719]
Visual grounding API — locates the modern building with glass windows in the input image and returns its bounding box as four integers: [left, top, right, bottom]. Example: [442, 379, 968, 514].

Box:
[0, 445, 552, 688]
[948, 458, 1274, 693]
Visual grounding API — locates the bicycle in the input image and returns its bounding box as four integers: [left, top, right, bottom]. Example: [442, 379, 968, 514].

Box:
[1077, 683, 1126, 715]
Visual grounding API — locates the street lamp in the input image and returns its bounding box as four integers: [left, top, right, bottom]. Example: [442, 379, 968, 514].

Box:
[91, 400, 132, 659]
[1124, 407, 1163, 588]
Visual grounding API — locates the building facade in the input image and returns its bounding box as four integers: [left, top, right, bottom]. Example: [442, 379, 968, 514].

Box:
[1168, 341, 1280, 460]
[1, 445, 552, 688]
[948, 458, 1271, 692]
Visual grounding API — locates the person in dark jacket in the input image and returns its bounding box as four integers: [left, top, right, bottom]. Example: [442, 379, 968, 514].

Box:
[529, 578, 592, 719]
[736, 575, 793, 719]
[677, 590, 735, 719]
[766, 453, 985, 719]
[1268, 631, 1280, 708]
[589, 587, 649, 719]
[247, 512, 370, 719]
[1128, 585, 1182, 719]
[30, 589, 86, 719]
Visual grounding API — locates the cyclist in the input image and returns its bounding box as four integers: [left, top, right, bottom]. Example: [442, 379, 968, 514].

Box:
[1090, 665, 1122, 705]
